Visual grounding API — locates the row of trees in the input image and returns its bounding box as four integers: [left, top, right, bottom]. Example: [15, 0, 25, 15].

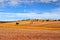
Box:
[16, 19, 60, 25]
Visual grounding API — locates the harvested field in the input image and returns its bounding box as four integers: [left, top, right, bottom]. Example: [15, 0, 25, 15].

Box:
[0, 20, 60, 40]
[0, 21, 60, 29]
[0, 28, 60, 40]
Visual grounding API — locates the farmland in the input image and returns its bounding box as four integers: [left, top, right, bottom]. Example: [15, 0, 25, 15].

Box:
[0, 20, 60, 40]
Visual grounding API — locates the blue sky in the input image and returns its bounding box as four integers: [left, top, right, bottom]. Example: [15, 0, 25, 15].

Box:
[0, 0, 60, 21]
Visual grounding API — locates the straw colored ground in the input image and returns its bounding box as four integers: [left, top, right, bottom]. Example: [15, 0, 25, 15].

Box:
[0, 20, 60, 30]
[0, 20, 60, 40]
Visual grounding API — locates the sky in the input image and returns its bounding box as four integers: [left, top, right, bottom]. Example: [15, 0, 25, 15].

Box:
[0, 0, 60, 21]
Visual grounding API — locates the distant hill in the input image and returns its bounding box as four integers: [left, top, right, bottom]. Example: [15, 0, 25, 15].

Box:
[0, 19, 60, 23]
[0, 21, 16, 23]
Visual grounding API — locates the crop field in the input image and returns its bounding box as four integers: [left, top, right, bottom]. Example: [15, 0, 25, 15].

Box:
[0, 20, 60, 40]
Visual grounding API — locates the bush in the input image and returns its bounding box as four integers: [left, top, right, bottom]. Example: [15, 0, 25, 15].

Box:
[46, 19, 49, 21]
[58, 19, 60, 21]
[16, 22, 19, 25]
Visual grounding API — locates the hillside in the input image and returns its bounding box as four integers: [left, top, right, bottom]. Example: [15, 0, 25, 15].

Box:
[0, 19, 60, 30]
[0, 19, 60, 40]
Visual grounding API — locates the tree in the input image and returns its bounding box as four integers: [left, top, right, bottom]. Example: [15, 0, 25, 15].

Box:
[16, 22, 19, 25]
[46, 19, 49, 21]
[58, 19, 60, 21]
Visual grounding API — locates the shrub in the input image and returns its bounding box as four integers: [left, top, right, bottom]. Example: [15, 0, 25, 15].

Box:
[16, 22, 19, 25]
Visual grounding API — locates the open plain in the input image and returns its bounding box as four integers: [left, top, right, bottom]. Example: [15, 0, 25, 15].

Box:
[0, 20, 60, 40]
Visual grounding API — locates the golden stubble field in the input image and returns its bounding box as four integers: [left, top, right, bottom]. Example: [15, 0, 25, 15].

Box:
[0, 20, 60, 40]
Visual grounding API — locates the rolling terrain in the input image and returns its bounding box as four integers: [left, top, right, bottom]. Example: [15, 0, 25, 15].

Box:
[0, 20, 60, 29]
[0, 20, 60, 40]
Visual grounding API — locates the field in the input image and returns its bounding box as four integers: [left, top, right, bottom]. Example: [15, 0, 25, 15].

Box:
[0, 20, 60, 40]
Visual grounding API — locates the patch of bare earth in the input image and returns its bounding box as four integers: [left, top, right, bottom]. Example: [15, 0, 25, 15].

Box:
[0, 28, 60, 40]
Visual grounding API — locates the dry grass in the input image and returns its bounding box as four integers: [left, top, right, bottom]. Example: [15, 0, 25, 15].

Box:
[0, 20, 60, 30]
[0, 20, 60, 40]
[0, 28, 60, 40]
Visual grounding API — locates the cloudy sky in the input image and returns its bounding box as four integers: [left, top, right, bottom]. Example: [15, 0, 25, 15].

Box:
[0, 0, 60, 21]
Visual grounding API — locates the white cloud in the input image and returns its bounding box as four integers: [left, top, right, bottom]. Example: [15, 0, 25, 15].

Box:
[0, 0, 6, 8]
[0, 0, 5, 3]
[0, 8, 60, 21]
[8, 0, 20, 6]
[39, 0, 58, 3]
[16, 12, 60, 20]
[0, 0, 59, 7]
